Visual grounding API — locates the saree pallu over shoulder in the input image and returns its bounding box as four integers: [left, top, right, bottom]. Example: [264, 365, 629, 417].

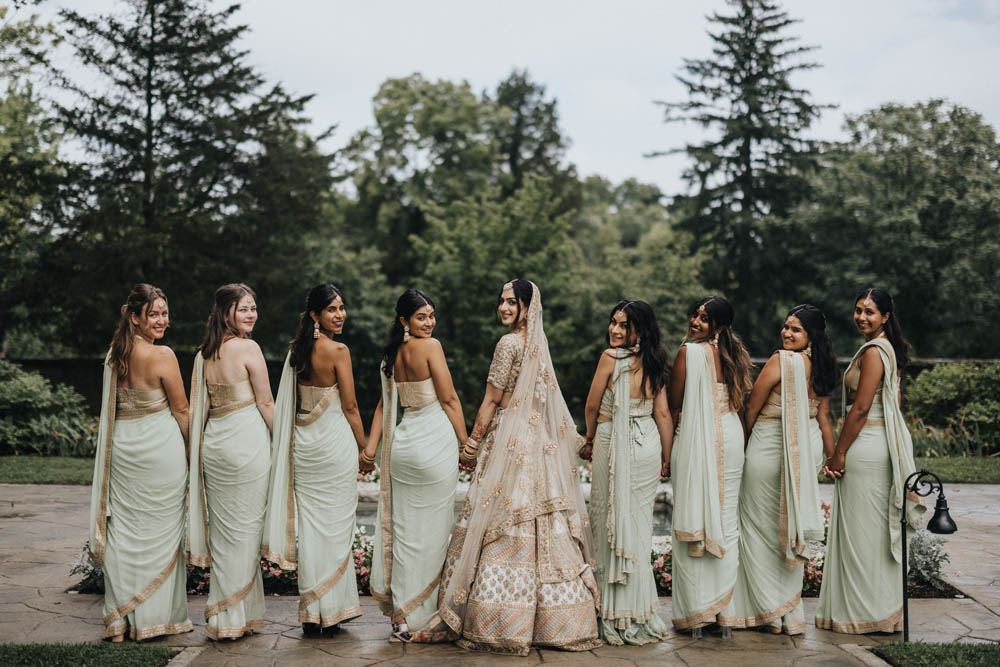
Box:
[435, 283, 601, 656]
[265, 354, 361, 627]
[92, 352, 192, 639]
[187, 352, 211, 568]
[90, 350, 117, 563]
[816, 338, 925, 634]
[370, 368, 458, 632]
[728, 350, 823, 634]
[671, 342, 744, 630]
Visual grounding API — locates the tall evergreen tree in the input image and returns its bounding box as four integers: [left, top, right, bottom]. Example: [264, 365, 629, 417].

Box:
[655, 0, 831, 351]
[50, 0, 332, 353]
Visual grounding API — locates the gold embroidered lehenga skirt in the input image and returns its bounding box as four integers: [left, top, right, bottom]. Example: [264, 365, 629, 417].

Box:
[438, 410, 602, 656]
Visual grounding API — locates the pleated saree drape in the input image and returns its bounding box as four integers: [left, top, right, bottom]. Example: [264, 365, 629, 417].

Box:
[671, 342, 745, 630]
[589, 349, 667, 645]
[728, 350, 824, 634]
[188, 352, 270, 639]
[90, 353, 192, 640]
[370, 369, 459, 638]
[262, 354, 362, 628]
[816, 337, 926, 633]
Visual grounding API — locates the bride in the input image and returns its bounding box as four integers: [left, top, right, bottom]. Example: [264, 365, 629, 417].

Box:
[435, 279, 601, 655]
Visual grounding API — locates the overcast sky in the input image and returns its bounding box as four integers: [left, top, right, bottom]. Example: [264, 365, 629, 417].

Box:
[28, 0, 1000, 196]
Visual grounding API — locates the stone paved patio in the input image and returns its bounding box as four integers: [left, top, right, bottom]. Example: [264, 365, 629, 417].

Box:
[1, 483, 998, 665]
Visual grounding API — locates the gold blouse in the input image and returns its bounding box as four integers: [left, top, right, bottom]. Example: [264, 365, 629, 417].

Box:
[757, 388, 821, 422]
[844, 357, 882, 404]
[296, 383, 340, 426]
[487, 332, 524, 393]
[398, 377, 437, 410]
[116, 386, 168, 420]
[207, 378, 256, 418]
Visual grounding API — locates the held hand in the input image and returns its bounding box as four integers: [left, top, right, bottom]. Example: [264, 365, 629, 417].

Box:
[660, 454, 670, 480]
[824, 452, 846, 480]
[578, 443, 593, 462]
[459, 452, 478, 472]
[358, 449, 376, 474]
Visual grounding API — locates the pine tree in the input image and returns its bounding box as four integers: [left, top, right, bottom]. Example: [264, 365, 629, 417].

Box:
[50, 0, 333, 352]
[655, 0, 831, 350]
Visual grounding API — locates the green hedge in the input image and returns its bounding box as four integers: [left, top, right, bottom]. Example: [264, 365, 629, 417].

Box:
[906, 362, 1000, 455]
[873, 641, 1000, 667]
[0, 360, 97, 456]
[0, 643, 174, 667]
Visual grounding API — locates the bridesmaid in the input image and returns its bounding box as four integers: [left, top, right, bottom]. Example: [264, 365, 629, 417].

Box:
[816, 288, 925, 633]
[366, 289, 466, 642]
[262, 284, 365, 635]
[668, 295, 752, 637]
[90, 284, 192, 641]
[582, 300, 672, 645]
[188, 283, 274, 640]
[728, 305, 836, 635]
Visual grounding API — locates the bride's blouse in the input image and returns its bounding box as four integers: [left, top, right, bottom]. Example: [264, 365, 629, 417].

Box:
[487, 332, 524, 392]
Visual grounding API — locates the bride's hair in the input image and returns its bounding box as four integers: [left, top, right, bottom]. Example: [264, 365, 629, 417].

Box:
[289, 283, 343, 381]
[497, 278, 533, 325]
[199, 283, 256, 360]
[690, 295, 753, 412]
[109, 283, 167, 381]
[607, 299, 671, 398]
[381, 289, 435, 378]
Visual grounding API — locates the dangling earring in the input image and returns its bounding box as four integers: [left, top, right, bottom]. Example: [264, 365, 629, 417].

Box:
[804, 342, 813, 358]
[313, 321, 321, 339]
[402, 326, 411, 343]
[711, 331, 720, 348]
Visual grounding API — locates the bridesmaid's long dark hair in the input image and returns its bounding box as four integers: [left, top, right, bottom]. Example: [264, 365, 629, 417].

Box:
[289, 284, 343, 381]
[690, 295, 753, 412]
[786, 304, 837, 397]
[606, 300, 671, 398]
[856, 287, 911, 369]
[382, 289, 435, 378]
[109, 283, 167, 381]
[200, 283, 256, 360]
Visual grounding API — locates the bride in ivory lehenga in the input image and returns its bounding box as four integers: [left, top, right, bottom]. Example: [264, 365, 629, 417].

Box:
[188, 284, 274, 639]
[428, 279, 601, 655]
[366, 289, 466, 642]
[91, 284, 192, 641]
[262, 284, 365, 635]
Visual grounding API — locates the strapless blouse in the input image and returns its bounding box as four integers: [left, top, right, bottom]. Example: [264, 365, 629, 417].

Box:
[207, 378, 255, 418]
[296, 383, 341, 426]
[397, 377, 437, 410]
[844, 358, 882, 404]
[116, 386, 168, 420]
[598, 387, 654, 421]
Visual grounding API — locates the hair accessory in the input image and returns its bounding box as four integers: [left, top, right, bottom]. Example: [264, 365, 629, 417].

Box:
[503, 281, 514, 291]
[402, 325, 411, 343]
[313, 321, 321, 339]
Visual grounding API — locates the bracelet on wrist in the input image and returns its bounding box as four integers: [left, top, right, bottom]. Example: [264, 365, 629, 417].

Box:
[360, 450, 376, 464]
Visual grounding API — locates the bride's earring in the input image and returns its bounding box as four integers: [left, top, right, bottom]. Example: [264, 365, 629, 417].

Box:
[403, 326, 411, 343]
[313, 321, 320, 339]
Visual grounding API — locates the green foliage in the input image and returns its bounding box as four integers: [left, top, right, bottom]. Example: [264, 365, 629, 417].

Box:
[0, 455, 93, 483]
[906, 363, 1000, 454]
[0, 360, 96, 456]
[656, 0, 831, 353]
[908, 529, 951, 591]
[873, 642, 1000, 667]
[785, 101, 1000, 358]
[0, 643, 174, 667]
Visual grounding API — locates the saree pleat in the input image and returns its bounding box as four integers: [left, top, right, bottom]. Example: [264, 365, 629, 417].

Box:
[97, 385, 192, 640]
[370, 394, 458, 632]
[671, 342, 745, 630]
[189, 353, 270, 640]
[729, 351, 824, 634]
[816, 338, 926, 634]
[589, 350, 666, 645]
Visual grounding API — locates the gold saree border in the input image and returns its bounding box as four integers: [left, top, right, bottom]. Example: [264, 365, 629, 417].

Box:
[205, 568, 260, 621]
[102, 545, 183, 628]
[189, 356, 213, 566]
[299, 551, 352, 610]
[208, 398, 255, 419]
[815, 607, 903, 634]
[205, 618, 267, 640]
[719, 591, 802, 630]
[294, 384, 336, 426]
[777, 350, 810, 569]
[672, 586, 735, 630]
[299, 604, 362, 628]
[389, 573, 442, 624]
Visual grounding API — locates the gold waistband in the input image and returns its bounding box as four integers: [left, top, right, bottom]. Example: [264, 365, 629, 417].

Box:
[209, 399, 255, 419]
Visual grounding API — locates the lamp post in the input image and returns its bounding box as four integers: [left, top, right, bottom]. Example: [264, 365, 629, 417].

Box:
[901, 469, 957, 642]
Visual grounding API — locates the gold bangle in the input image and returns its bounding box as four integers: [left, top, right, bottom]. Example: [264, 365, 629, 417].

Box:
[360, 450, 376, 465]
[462, 445, 479, 458]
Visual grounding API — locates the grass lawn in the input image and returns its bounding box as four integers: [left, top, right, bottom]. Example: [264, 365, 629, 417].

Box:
[873, 641, 1000, 667]
[0, 643, 174, 667]
[0, 456, 92, 484]
[818, 455, 1000, 484]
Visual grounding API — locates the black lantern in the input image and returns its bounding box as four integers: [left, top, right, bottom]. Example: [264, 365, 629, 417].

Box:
[901, 469, 957, 642]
